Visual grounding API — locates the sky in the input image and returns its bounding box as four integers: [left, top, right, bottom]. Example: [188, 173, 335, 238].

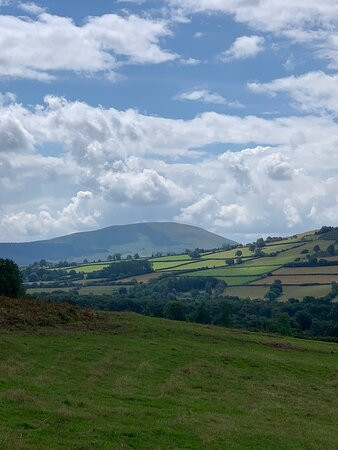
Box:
[0, 0, 337, 243]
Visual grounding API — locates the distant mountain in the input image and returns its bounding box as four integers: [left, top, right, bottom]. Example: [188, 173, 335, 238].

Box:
[0, 222, 237, 264]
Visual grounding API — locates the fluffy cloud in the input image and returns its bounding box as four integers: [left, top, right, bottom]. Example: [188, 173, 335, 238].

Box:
[168, 0, 338, 34]
[175, 89, 243, 107]
[2, 191, 99, 237]
[0, 95, 337, 242]
[168, 0, 338, 67]
[17, 2, 46, 15]
[0, 12, 176, 80]
[99, 168, 185, 205]
[220, 36, 265, 61]
[249, 71, 338, 117]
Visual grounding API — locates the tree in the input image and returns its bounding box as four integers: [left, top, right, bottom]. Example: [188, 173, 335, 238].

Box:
[193, 303, 211, 324]
[295, 311, 312, 331]
[248, 243, 255, 252]
[163, 301, 187, 321]
[107, 255, 113, 261]
[134, 253, 140, 259]
[113, 253, 122, 261]
[327, 244, 335, 256]
[126, 255, 133, 260]
[235, 250, 243, 257]
[225, 258, 234, 266]
[190, 249, 201, 259]
[0, 258, 23, 298]
[313, 245, 320, 253]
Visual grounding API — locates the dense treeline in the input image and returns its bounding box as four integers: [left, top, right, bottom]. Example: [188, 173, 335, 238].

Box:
[87, 259, 153, 280]
[32, 276, 338, 340]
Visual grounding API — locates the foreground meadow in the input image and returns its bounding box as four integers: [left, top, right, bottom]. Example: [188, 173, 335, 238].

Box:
[0, 304, 337, 449]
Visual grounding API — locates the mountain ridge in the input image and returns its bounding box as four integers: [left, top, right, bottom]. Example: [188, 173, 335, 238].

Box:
[0, 222, 236, 264]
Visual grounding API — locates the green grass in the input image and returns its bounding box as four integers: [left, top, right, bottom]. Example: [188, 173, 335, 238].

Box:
[279, 285, 332, 302]
[152, 261, 191, 270]
[149, 254, 191, 262]
[182, 266, 275, 278]
[202, 247, 253, 259]
[66, 263, 111, 274]
[225, 286, 269, 299]
[0, 311, 337, 449]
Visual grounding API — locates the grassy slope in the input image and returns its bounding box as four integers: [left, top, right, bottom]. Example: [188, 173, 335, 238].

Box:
[0, 305, 337, 450]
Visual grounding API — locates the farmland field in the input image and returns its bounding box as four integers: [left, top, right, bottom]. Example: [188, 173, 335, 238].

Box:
[273, 266, 338, 275]
[202, 247, 253, 259]
[149, 254, 191, 262]
[151, 260, 191, 270]
[225, 286, 268, 299]
[67, 263, 111, 273]
[279, 285, 333, 302]
[163, 259, 228, 271]
[118, 272, 166, 283]
[251, 274, 338, 285]
[262, 243, 302, 252]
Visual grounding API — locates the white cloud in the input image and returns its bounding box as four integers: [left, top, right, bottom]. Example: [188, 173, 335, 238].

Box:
[248, 71, 338, 116]
[99, 168, 185, 205]
[17, 2, 46, 15]
[168, 0, 338, 67]
[2, 191, 99, 237]
[168, 0, 338, 34]
[0, 12, 177, 81]
[175, 89, 243, 107]
[0, 95, 337, 241]
[220, 35, 265, 61]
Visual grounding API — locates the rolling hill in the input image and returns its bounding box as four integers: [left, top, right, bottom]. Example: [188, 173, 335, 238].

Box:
[0, 222, 236, 264]
[0, 296, 337, 449]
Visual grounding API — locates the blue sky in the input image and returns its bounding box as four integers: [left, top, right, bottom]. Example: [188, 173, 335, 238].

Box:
[0, 0, 337, 242]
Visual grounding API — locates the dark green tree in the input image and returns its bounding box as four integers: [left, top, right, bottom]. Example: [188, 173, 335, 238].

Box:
[0, 258, 23, 298]
[163, 301, 187, 321]
[327, 244, 335, 256]
[194, 302, 211, 324]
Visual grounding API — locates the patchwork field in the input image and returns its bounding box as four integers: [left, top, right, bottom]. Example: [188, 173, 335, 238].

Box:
[0, 310, 337, 450]
[149, 254, 191, 262]
[274, 266, 338, 275]
[224, 284, 333, 301]
[279, 285, 333, 302]
[67, 263, 111, 273]
[225, 286, 268, 299]
[252, 275, 338, 285]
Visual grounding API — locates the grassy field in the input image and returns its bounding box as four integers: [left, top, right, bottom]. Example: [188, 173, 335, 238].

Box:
[149, 254, 191, 262]
[182, 265, 277, 278]
[151, 260, 191, 270]
[67, 263, 111, 274]
[224, 284, 333, 301]
[0, 307, 337, 450]
[279, 285, 333, 302]
[202, 247, 253, 259]
[224, 286, 268, 299]
[273, 266, 338, 275]
[118, 272, 165, 283]
[251, 275, 338, 285]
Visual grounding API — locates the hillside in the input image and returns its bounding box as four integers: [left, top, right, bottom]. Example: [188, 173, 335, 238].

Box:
[0, 222, 236, 265]
[26, 226, 338, 304]
[0, 296, 337, 449]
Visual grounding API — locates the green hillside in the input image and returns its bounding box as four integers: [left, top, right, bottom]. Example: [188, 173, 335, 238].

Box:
[0, 222, 236, 265]
[0, 297, 337, 450]
[25, 226, 338, 302]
